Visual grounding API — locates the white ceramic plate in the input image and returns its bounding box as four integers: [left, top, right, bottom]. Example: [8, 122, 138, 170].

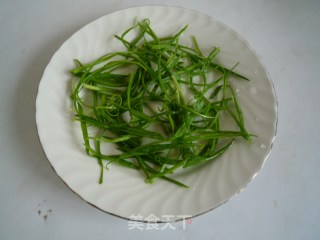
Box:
[36, 6, 277, 222]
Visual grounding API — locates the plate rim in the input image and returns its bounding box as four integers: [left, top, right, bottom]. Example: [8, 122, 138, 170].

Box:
[35, 5, 278, 222]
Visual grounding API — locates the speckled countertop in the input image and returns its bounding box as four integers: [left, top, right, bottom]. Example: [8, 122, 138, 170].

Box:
[0, 0, 319, 239]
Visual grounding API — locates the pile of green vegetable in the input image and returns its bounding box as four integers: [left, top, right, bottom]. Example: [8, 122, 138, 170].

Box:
[70, 19, 252, 188]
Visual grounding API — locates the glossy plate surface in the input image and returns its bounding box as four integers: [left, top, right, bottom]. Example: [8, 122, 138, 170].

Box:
[36, 6, 277, 222]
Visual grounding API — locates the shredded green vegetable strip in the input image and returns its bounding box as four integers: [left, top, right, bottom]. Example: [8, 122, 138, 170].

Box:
[70, 19, 253, 188]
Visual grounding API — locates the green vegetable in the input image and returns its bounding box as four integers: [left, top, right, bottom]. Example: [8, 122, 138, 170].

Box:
[70, 19, 253, 188]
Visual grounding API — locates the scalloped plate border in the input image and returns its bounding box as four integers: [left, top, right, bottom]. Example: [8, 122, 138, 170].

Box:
[36, 6, 277, 222]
